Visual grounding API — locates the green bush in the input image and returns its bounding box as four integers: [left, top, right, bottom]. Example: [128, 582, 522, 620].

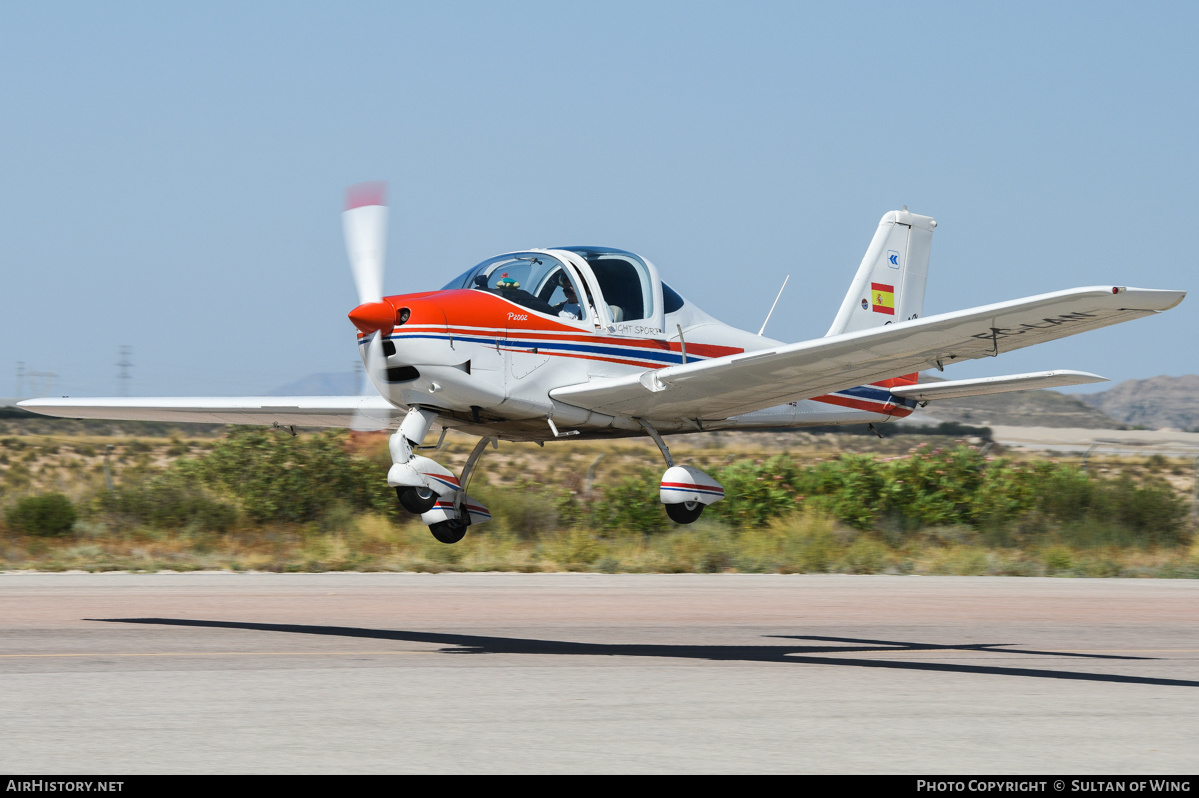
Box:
[591, 471, 668, 535]
[710, 454, 807, 527]
[87, 429, 401, 531]
[191, 429, 396, 524]
[842, 536, 888, 574]
[475, 480, 577, 539]
[99, 470, 238, 533]
[776, 511, 839, 572]
[798, 454, 886, 529]
[6, 493, 77, 537]
[1088, 476, 1188, 545]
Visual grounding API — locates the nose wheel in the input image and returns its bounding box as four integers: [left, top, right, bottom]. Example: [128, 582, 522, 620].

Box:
[429, 518, 468, 544]
[396, 485, 438, 514]
[391, 433, 496, 544]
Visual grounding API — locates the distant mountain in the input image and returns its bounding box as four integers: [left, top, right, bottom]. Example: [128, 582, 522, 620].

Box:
[919, 386, 1124, 429]
[266, 372, 358, 396]
[1078, 375, 1199, 431]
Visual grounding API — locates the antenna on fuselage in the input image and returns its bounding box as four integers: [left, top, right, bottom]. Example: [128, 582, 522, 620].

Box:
[757, 275, 789, 336]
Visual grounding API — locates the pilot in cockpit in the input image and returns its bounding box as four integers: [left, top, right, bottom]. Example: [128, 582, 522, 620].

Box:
[551, 272, 582, 320]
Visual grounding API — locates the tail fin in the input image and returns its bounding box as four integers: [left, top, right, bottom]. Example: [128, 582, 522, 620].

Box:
[826, 209, 937, 336]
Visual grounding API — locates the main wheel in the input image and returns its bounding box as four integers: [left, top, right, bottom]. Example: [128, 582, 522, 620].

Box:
[665, 501, 704, 524]
[397, 485, 438, 514]
[429, 519, 468, 544]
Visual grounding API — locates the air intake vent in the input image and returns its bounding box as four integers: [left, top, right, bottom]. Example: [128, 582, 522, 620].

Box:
[383, 366, 420, 383]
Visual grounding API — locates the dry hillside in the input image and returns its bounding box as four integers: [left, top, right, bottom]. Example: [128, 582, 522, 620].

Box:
[918, 387, 1122, 429]
[1079, 375, 1199, 431]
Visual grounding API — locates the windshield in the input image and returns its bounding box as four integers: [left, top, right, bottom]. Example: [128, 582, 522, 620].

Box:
[441, 252, 588, 321]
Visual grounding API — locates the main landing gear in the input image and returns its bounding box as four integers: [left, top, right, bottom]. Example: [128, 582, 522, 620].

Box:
[639, 420, 725, 524]
[665, 501, 705, 524]
[387, 407, 492, 544]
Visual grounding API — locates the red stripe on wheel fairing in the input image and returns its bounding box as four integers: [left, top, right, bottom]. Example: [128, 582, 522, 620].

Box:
[660, 482, 724, 495]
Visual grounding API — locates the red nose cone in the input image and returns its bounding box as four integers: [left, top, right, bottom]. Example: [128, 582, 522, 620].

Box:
[348, 300, 396, 334]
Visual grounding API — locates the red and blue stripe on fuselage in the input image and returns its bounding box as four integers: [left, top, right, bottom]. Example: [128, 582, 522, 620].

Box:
[366, 288, 916, 415]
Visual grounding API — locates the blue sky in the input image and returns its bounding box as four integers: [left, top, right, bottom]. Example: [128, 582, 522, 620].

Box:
[2, 1, 1195, 397]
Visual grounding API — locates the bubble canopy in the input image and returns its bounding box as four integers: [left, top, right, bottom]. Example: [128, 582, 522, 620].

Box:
[441, 247, 666, 332]
[441, 252, 589, 321]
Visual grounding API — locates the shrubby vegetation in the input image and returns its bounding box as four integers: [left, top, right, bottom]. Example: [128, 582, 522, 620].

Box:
[707, 447, 1189, 545]
[0, 428, 1193, 575]
[6, 493, 77, 537]
[578, 445, 1189, 550]
[190, 429, 395, 523]
[99, 469, 239, 534]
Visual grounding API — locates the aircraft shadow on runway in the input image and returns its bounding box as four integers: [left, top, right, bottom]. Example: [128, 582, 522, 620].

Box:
[89, 618, 1199, 688]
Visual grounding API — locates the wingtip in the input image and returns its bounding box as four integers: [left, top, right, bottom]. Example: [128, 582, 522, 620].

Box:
[1052, 369, 1109, 385]
[1119, 287, 1187, 312]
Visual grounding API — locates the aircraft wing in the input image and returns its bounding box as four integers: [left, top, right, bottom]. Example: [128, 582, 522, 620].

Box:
[550, 286, 1184, 422]
[16, 395, 406, 430]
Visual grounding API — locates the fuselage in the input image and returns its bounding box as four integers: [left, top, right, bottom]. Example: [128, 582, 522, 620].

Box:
[353, 247, 916, 443]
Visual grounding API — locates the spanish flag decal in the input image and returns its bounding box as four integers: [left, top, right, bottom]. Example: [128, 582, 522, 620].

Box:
[871, 282, 895, 315]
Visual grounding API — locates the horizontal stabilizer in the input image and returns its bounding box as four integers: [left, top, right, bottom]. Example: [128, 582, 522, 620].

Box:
[16, 395, 407, 430]
[888, 370, 1107, 402]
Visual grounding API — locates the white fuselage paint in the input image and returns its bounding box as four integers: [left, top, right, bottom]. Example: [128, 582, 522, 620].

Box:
[364, 292, 905, 443]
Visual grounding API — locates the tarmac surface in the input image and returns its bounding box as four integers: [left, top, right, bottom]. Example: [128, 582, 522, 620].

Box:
[1, 572, 1197, 774]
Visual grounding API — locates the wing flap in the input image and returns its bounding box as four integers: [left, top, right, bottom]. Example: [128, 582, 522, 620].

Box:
[888, 370, 1107, 402]
[550, 286, 1183, 420]
[16, 395, 406, 430]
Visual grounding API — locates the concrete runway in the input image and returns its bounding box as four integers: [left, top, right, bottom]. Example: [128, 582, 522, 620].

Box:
[1, 572, 1196, 774]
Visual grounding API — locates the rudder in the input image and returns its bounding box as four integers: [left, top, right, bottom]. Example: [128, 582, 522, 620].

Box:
[826, 209, 937, 336]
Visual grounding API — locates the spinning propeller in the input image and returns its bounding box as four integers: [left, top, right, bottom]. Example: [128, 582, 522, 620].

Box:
[344, 182, 397, 431]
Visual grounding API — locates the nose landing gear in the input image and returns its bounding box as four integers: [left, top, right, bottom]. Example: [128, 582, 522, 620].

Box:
[420, 493, 491, 542]
[386, 408, 492, 543]
[396, 485, 437, 514]
[429, 518, 468, 544]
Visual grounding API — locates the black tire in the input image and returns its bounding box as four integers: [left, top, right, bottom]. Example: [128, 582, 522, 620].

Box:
[665, 501, 704, 524]
[397, 485, 438, 514]
[429, 519, 468, 544]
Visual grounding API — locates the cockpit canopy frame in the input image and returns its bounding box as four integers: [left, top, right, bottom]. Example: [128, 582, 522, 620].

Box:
[442, 246, 666, 336]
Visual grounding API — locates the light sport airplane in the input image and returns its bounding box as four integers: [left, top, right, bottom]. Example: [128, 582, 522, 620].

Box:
[20, 184, 1186, 543]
